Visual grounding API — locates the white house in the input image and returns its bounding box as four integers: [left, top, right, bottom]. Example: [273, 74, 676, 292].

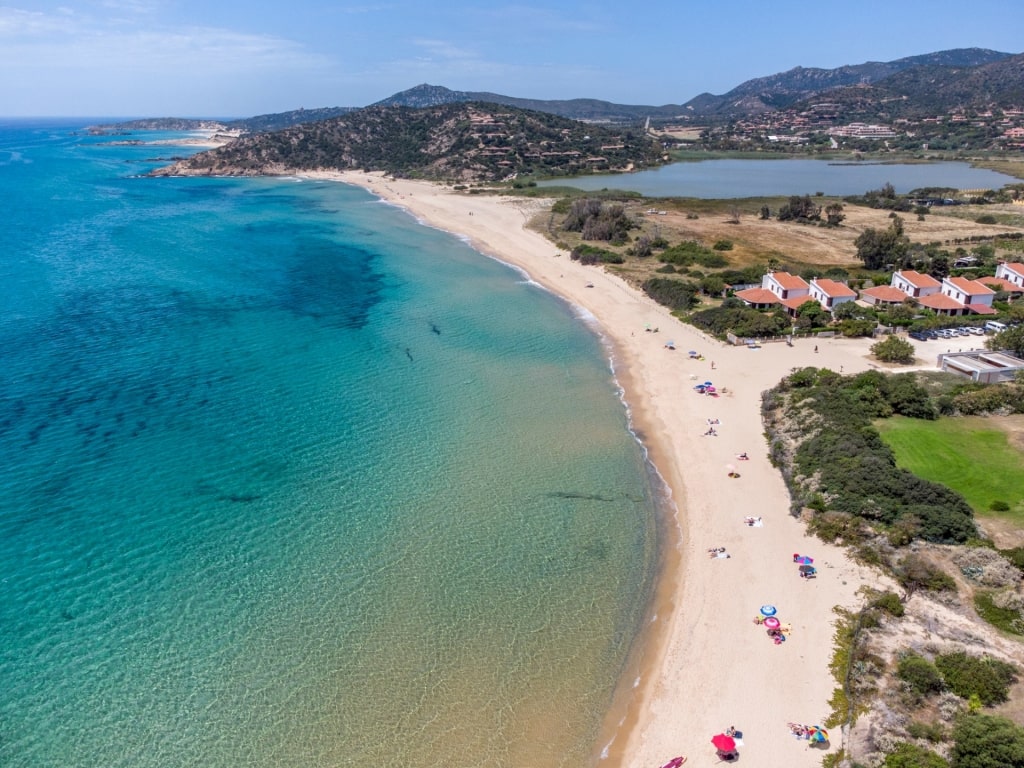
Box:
[809, 278, 857, 311]
[763, 271, 810, 301]
[941, 276, 997, 315]
[891, 270, 941, 298]
[995, 262, 1024, 289]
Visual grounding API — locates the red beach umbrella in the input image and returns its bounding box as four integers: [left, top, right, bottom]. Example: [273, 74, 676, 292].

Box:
[711, 733, 736, 753]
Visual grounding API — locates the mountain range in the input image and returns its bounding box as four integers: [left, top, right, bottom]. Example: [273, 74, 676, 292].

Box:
[90, 47, 1022, 137]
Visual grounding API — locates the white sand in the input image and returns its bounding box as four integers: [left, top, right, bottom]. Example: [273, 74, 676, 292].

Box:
[313, 171, 879, 767]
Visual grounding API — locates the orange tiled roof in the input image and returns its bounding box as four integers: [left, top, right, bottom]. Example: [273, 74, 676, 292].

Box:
[980, 277, 1024, 293]
[781, 296, 817, 311]
[735, 288, 780, 305]
[1001, 262, 1024, 278]
[946, 276, 995, 295]
[898, 270, 941, 289]
[813, 278, 856, 298]
[965, 303, 998, 315]
[918, 294, 965, 311]
[861, 286, 908, 303]
[767, 271, 810, 290]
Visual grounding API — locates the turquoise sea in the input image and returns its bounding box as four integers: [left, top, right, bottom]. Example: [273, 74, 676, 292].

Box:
[0, 121, 661, 768]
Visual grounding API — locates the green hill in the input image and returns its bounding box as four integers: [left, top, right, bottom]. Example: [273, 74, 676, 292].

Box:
[150, 102, 666, 182]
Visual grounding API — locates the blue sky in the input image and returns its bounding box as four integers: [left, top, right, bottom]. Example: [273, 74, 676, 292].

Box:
[3, 0, 1022, 117]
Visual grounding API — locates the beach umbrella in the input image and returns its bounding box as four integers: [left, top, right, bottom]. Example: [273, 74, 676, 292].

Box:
[704, 381, 713, 386]
[807, 727, 829, 744]
[660, 757, 686, 768]
[760, 604, 777, 617]
[799, 565, 816, 574]
[711, 733, 736, 753]
[795, 555, 814, 565]
[763, 617, 781, 629]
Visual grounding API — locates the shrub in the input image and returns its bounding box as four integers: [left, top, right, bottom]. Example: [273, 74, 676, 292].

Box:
[935, 652, 1017, 706]
[873, 591, 906, 617]
[883, 742, 949, 768]
[906, 720, 946, 742]
[950, 713, 1024, 768]
[712, 239, 734, 251]
[990, 500, 1010, 512]
[641, 277, 700, 311]
[896, 554, 957, 596]
[975, 215, 998, 225]
[872, 336, 916, 364]
[897, 654, 945, 698]
[973, 591, 1024, 636]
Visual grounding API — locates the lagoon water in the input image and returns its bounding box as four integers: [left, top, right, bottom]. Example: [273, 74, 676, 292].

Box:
[0, 121, 660, 767]
[539, 157, 1020, 198]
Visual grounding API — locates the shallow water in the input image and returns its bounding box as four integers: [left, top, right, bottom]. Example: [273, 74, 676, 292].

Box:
[0, 121, 660, 767]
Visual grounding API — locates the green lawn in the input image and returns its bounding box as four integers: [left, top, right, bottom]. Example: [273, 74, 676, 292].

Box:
[876, 416, 1024, 521]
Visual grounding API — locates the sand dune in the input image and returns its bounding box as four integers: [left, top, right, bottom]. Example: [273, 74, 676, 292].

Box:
[316, 171, 879, 768]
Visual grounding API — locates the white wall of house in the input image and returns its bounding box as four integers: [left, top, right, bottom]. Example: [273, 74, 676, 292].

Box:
[995, 263, 1024, 288]
[891, 271, 939, 298]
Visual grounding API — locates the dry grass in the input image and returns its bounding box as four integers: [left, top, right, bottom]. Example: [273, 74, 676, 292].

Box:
[529, 196, 1024, 291]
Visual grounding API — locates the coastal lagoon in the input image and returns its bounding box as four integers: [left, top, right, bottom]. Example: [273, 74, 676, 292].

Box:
[539, 158, 1021, 198]
[0, 122, 660, 767]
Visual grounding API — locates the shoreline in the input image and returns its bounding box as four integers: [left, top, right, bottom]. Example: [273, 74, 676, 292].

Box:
[313, 170, 877, 767]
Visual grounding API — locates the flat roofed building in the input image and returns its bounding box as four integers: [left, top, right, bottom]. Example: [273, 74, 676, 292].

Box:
[938, 350, 1024, 384]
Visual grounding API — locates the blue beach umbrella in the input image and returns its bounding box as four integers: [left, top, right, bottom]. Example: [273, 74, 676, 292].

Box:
[760, 604, 777, 617]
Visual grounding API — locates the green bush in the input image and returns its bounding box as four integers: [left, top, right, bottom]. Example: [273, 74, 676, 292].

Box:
[896, 555, 957, 594]
[712, 239, 734, 251]
[990, 500, 1010, 512]
[883, 742, 949, 768]
[975, 215, 998, 225]
[872, 336, 916, 364]
[897, 654, 945, 698]
[973, 591, 1024, 636]
[641, 278, 700, 311]
[951, 713, 1024, 768]
[906, 720, 946, 742]
[935, 651, 1017, 706]
[873, 591, 906, 617]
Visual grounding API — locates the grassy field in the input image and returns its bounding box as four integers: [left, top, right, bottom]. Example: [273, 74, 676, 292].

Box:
[876, 416, 1024, 522]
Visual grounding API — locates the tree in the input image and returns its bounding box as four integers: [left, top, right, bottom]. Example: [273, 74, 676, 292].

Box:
[855, 216, 909, 270]
[759, 205, 771, 220]
[951, 714, 1024, 768]
[795, 299, 829, 329]
[872, 336, 916, 364]
[825, 202, 845, 227]
[987, 326, 1024, 357]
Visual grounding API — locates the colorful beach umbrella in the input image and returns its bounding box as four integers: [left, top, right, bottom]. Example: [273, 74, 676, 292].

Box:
[795, 555, 814, 565]
[659, 757, 686, 768]
[807, 727, 828, 743]
[760, 604, 777, 616]
[711, 733, 736, 753]
[763, 617, 781, 629]
[799, 565, 816, 574]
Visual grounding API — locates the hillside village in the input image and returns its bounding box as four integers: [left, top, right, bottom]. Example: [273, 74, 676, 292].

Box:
[683, 106, 1024, 152]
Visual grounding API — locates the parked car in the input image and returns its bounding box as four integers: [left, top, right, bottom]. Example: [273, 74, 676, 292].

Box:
[968, 327, 985, 336]
[909, 331, 928, 341]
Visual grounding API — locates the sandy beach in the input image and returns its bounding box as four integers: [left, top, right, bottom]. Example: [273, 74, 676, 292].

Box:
[318, 170, 879, 767]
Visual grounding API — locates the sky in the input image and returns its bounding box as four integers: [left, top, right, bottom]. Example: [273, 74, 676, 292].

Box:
[3, 0, 1023, 118]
